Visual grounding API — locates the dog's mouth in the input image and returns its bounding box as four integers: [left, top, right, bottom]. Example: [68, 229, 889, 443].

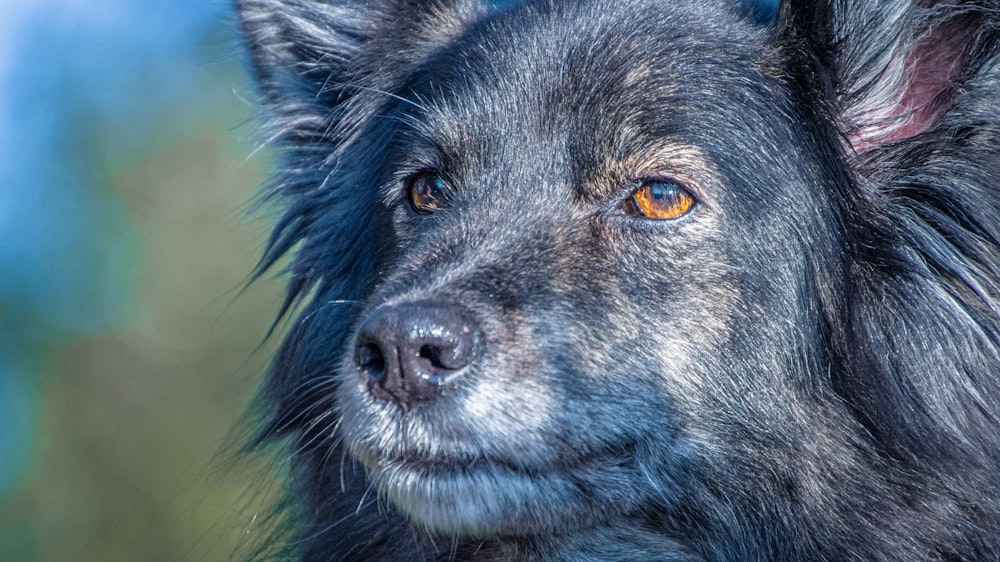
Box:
[362, 451, 523, 473]
[353, 433, 625, 474]
[348, 437, 650, 535]
[356, 443, 620, 475]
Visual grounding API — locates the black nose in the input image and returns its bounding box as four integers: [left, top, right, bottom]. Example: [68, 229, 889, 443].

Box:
[354, 301, 480, 411]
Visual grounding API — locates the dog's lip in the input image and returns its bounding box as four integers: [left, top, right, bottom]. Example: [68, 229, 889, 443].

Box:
[353, 441, 635, 477]
[354, 447, 528, 474]
[387, 453, 522, 474]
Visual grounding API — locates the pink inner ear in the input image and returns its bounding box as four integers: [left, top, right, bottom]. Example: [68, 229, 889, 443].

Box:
[849, 14, 973, 152]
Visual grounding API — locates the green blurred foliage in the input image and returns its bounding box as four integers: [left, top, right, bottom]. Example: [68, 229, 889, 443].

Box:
[0, 30, 285, 562]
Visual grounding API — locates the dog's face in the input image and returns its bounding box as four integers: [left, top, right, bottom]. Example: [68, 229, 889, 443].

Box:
[325, 1, 844, 535]
[242, 0, 1000, 555]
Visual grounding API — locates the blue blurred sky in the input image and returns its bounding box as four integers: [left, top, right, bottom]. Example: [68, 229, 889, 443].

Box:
[0, 0, 231, 497]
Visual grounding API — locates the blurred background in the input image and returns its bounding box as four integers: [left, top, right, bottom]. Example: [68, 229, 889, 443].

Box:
[0, 0, 284, 559]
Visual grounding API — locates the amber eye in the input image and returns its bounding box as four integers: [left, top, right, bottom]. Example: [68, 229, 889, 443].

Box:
[408, 171, 449, 213]
[624, 180, 696, 220]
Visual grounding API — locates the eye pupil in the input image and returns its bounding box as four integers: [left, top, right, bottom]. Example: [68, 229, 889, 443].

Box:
[409, 172, 447, 213]
[627, 181, 696, 220]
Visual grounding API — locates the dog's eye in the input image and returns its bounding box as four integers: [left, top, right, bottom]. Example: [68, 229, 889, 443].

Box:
[408, 171, 449, 214]
[624, 181, 696, 220]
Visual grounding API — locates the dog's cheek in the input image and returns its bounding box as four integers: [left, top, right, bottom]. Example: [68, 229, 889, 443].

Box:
[479, 218, 743, 456]
[605, 219, 739, 379]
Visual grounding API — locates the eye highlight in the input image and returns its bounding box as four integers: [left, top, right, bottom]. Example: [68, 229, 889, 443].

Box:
[624, 180, 696, 220]
[407, 171, 449, 214]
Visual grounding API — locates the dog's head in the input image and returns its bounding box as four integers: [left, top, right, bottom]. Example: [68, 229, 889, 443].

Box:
[239, 0, 1000, 547]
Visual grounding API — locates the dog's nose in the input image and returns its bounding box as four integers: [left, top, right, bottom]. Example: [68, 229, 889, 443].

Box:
[354, 302, 480, 411]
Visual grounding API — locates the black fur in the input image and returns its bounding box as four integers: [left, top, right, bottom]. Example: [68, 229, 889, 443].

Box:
[236, 0, 1000, 559]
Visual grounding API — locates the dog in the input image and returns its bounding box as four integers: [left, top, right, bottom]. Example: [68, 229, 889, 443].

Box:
[235, 0, 1000, 559]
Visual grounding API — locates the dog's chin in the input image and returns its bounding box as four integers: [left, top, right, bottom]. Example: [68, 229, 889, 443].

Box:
[351, 445, 645, 537]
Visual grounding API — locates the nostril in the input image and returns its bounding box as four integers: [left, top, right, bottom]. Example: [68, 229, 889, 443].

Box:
[418, 344, 445, 369]
[356, 342, 387, 383]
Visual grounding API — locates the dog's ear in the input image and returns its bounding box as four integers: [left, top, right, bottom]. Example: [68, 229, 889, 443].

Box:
[236, 0, 370, 107]
[778, 0, 998, 154]
[236, 0, 488, 114]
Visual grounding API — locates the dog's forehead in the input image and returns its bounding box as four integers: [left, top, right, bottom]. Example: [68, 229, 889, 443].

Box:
[410, 0, 775, 164]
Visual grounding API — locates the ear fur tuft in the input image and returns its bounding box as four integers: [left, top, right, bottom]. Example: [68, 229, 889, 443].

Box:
[780, 0, 1000, 153]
